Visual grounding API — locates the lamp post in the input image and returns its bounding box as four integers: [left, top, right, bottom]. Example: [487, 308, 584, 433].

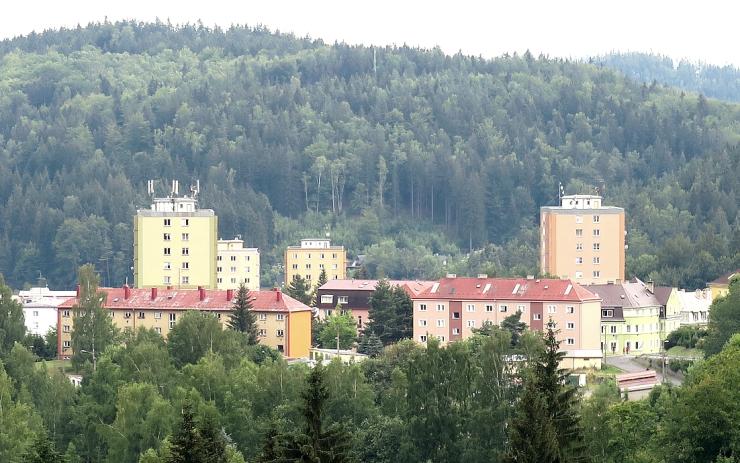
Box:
[80, 348, 96, 372]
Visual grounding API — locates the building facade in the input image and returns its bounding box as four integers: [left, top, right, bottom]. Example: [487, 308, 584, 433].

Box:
[412, 276, 602, 369]
[676, 288, 712, 326]
[540, 194, 625, 285]
[707, 270, 738, 300]
[134, 194, 218, 289]
[317, 279, 435, 330]
[589, 280, 662, 356]
[285, 239, 346, 286]
[217, 238, 260, 291]
[654, 286, 682, 339]
[57, 286, 311, 359]
[19, 287, 77, 336]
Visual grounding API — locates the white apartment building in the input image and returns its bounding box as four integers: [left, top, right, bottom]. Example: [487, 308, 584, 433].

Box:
[19, 287, 76, 336]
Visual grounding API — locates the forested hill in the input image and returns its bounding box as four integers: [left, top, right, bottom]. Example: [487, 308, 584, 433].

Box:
[596, 53, 740, 103]
[0, 22, 738, 291]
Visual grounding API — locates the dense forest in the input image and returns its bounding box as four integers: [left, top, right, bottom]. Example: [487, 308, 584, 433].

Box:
[597, 52, 740, 103]
[0, 21, 738, 291]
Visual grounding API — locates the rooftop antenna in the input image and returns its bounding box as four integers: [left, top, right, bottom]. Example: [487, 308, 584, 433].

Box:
[190, 179, 200, 198]
[171, 179, 179, 196]
[147, 179, 155, 197]
[558, 181, 564, 204]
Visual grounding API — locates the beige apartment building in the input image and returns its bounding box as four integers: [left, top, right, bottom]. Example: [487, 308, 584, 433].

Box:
[134, 191, 217, 289]
[57, 286, 312, 359]
[412, 275, 602, 369]
[285, 239, 346, 286]
[541, 194, 625, 285]
[217, 238, 260, 291]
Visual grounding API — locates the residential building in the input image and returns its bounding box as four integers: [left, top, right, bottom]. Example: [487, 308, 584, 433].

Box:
[217, 238, 260, 291]
[589, 279, 662, 356]
[676, 288, 712, 327]
[540, 194, 625, 285]
[412, 276, 602, 369]
[57, 286, 311, 359]
[18, 286, 77, 336]
[654, 285, 682, 339]
[317, 279, 435, 330]
[284, 239, 346, 286]
[134, 189, 218, 289]
[707, 270, 739, 300]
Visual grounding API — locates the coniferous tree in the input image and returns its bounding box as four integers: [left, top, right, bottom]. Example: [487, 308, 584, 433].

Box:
[366, 280, 394, 344]
[501, 310, 527, 347]
[312, 269, 328, 303]
[168, 401, 228, 463]
[228, 283, 258, 344]
[285, 275, 313, 306]
[22, 434, 65, 463]
[255, 423, 284, 463]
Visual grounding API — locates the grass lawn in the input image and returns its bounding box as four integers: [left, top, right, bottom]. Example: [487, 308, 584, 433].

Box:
[597, 364, 624, 375]
[666, 346, 704, 359]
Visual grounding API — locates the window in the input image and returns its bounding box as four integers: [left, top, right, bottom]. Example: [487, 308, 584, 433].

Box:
[567, 322, 575, 329]
[452, 328, 461, 335]
[467, 320, 476, 328]
[566, 338, 575, 345]
[181, 233, 189, 241]
[575, 215, 583, 223]
[436, 304, 445, 311]
[164, 262, 172, 270]
[276, 329, 285, 337]
[575, 257, 583, 264]
[566, 306, 575, 314]
[230, 278, 237, 284]
[276, 314, 285, 321]
[63, 341, 71, 348]
[154, 312, 162, 319]
[258, 329, 266, 337]
[217, 278, 223, 283]
[164, 219, 171, 226]
[33, 311, 38, 317]
[182, 248, 189, 256]
[452, 312, 460, 319]
[575, 271, 583, 278]
[230, 266, 237, 273]
[305, 264, 311, 269]
[438, 336, 446, 342]
[181, 276, 189, 285]
[534, 313, 542, 320]
[182, 262, 189, 270]
[576, 243, 583, 251]
[164, 247, 171, 255]
[169, 313, 176, 329]
[466, 304, 475, 312]
[292, 264, 298, 269]
[635, 341, 640, 350]
[138, 311, 145, 319]
[593, 215, 600, 223]
[319, 264, 325, 269]
[63, 310, 70, 318]
[593, 243, 600, 251]
[338, 296, 349, 304]
[575, 228, 583, 237]
[518, 304, 526, 312]
[321, 295, 333, 304]
[230, 255, 237, 262]
[217, 266, 222, 272]
[499, 305, 508, 313]
[635, 325, 639, 333]
[63, 325, 70, 333]
[593, 271, 601, 278]
[124, 311, 132, 319]
[420, 335, 427, 342]
[332, 264, 338, 270]
[419, 319, 427, 327]
[181, 218, 189, 227]
[436, 319, 445, 327]
[246, 255, 250, 261]
[593, 229, 600, 236]
[320, 253, 325, 259]
[486, 305, 494, 312]
[593, 257, 600, 264]
[163, 233, 171, 241]
[258, 313, 267, 321]
[626, 325, 631, 333]
[419, 304, 427, 311]
[217, 255, 223, 261]
[547, 305, 556, 314]
[602, 309, 613, 317]
[332, 253, 337, 258]
[601, 325, 605, 334]
[246, 267, 251, 273]
[155, 327, 162, 334]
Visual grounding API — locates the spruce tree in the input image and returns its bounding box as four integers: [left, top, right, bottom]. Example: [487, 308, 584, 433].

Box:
[228, 283, 258, 344]
[23, 434, 65, 463]
[285, 275, 313, 306]
[501, 310, 527, 347]
[366, 279, 394, 344]
[255, 423, 284, 463]
[168, 401, 228, 463]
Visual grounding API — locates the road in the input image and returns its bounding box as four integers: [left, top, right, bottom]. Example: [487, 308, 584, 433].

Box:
[605, 355, 683, 386]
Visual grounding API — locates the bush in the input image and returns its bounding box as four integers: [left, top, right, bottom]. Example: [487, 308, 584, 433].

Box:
[668, 358, 693, 374]
[665, 326, 708, 349]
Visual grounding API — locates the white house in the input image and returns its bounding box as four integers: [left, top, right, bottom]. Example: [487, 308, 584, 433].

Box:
[676, 288, 712, 327]
[19, 287, 76, 336]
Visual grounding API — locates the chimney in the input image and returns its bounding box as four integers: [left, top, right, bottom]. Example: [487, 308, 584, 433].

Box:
[646, 281, 655, 294]
[123, 284, 131, 300]
[226, 289, 234, 301]
[151, 287, 158, 300]
[274, 287, 282, 301]
[76, 284, 81, 297]
[198, 286, 206, 301]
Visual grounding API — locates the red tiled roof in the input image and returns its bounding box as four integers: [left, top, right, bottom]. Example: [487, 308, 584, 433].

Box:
[59, 287, 311, 312]
[414, 277, 598, 302]
[319, 280, 436, 297]
[709, 270, 740, 285]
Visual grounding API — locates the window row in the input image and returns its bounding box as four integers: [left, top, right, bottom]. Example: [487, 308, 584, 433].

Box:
[217, 255, 253, 262]
[575, 256, 601, 264]
[163, 218, 190, 227]
[163, 248, 189, 256]
[575, 228, 601, 237]
[574, 215, 601, 224]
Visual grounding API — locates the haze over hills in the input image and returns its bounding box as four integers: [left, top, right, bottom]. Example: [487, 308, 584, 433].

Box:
[0, 21, 738, 291]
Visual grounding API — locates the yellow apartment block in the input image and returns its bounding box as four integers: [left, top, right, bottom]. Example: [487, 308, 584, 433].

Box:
[285, 239, 346, 287]
[134, 195, 217, 289]
[217, 238, 260, 291]
[541, 194, 625, 285]
[708, 270, 738, 300]
[57, 286, 312, 359]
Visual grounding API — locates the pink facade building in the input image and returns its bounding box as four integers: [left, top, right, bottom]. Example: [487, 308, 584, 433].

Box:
[412, 275, 602, 369]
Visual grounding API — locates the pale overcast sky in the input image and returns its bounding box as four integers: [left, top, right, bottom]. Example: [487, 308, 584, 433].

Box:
[2, 0, 738, 66]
